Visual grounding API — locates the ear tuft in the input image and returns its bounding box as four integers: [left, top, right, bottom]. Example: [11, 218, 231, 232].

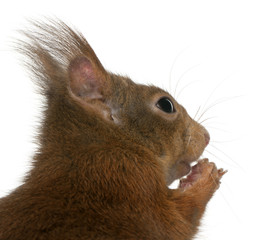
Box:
[69, 56, 103, 99]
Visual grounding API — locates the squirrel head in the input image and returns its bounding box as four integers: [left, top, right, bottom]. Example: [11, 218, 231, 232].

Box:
[20, 20, 209, 186]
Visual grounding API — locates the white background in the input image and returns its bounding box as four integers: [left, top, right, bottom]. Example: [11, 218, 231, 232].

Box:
[0, 1, 265, 239]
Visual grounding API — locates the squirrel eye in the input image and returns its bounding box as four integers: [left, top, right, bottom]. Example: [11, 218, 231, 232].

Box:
[156, 97, 175, 113]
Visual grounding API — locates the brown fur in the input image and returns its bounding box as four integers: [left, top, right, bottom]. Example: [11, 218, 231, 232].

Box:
[0, 19, 226, 240]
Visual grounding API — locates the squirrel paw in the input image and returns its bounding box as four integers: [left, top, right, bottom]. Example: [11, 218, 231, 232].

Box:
[179, 158, 227, 193]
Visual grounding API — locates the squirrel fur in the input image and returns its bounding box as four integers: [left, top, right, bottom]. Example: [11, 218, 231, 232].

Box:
[0, 19, 226, 240]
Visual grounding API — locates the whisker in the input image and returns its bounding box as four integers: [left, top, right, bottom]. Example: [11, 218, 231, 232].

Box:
[204, 149, 237, 168]
[184, 121, 193, 151]
[208, 144, 244, 171]
[176, 80, 199, 99]
[217, 187, 242, 224]
[197, 95, 243, 122]
[173, 64, 201, 98]
[196, 74, 235, 122]
[201, 121, 227, 126]
[168, 46, 191, 92]
[193, 106, 201, 121]
[210, 139, 240, 144]
[205, 126, 231, 133]
[210, 172, 220, 189]
[199, 116, 218, 125]
[186, 135, 192, 150]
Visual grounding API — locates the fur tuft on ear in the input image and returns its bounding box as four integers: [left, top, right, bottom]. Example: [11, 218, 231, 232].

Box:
[15, 18, 107, 99]
[69, 56, 103, 99]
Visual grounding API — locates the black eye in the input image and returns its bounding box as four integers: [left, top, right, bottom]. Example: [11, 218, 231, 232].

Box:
[156, 97, 175, 113]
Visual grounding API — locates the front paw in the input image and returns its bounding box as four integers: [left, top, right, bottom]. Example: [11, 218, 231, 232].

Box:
[179, 159, 227, 201]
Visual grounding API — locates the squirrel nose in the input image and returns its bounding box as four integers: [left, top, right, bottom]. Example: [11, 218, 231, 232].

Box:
[204, 131, 210, 146]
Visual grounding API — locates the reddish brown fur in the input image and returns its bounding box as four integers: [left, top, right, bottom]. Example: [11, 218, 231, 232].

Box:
[0, 19, 226, 240]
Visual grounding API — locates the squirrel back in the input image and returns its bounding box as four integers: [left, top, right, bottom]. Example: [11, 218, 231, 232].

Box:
[0, 19, 225, 240]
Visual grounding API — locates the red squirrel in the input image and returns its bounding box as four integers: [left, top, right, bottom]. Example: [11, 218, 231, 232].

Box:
[0, 19, 226, 240]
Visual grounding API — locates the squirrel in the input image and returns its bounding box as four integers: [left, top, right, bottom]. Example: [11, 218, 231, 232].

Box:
[0, 19, 226, 240]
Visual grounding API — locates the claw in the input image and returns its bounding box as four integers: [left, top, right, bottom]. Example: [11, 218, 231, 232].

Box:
[200, 158, 209, 163]
[218, 169, 228, 177]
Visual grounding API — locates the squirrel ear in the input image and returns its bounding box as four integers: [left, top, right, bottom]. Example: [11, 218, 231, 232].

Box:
[68, 56, 104, 99]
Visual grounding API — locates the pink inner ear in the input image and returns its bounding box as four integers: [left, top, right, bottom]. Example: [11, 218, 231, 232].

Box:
[69, 56, 102, 99]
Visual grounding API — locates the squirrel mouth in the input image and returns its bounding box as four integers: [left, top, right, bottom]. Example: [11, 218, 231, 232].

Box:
[166, 152, 206, 185]
[176, 148, 208, 180]
[166, 160, 195, 185]
[175, 129, 210, 180]
[176, 155, 204, 179]
[176, 161, 192, 179]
